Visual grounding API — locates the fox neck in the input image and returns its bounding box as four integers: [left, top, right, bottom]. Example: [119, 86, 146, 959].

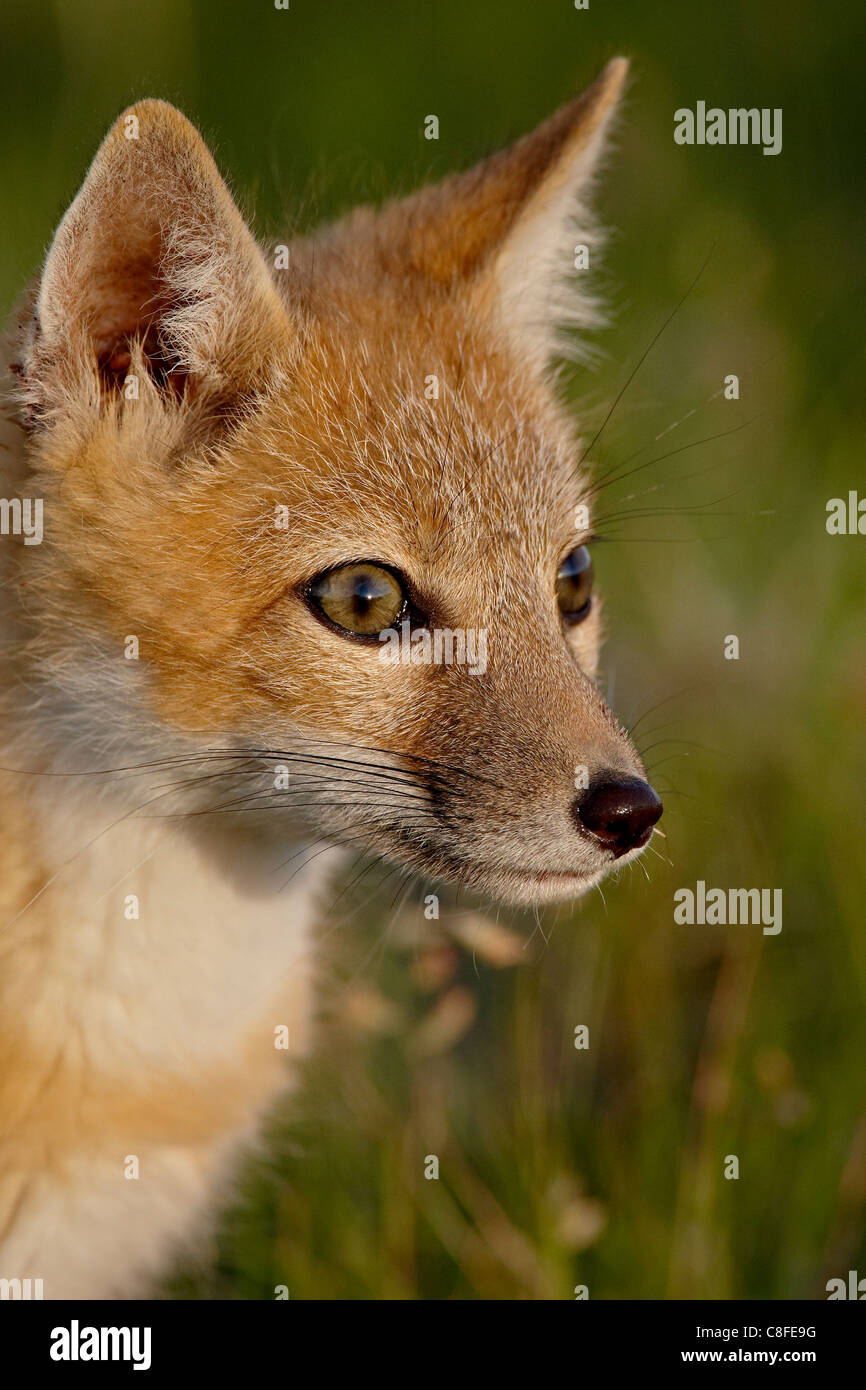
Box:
[1, 757, 338, 1059]
[0, 574, 338, 1080]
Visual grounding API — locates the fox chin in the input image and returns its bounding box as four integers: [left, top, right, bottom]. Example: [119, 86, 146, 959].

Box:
[0, 56, 661, 1299]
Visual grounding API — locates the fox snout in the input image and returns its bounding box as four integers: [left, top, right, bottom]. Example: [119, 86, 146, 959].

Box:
[366, 639, 665, 905]
[573, 774, 663, 858]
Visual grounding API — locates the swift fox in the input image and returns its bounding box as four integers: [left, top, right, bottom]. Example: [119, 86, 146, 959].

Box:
[0, 57, 661, 1298]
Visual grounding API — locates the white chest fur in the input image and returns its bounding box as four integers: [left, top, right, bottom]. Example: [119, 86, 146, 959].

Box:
[1, 787, 343, 1298]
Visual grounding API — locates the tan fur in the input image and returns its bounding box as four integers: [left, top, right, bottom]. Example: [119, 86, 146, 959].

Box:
[0, 59, 655, 1298]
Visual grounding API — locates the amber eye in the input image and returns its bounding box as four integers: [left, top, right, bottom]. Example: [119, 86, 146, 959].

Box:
[556, 545, 594, 624]
[307, 562, 406, 637]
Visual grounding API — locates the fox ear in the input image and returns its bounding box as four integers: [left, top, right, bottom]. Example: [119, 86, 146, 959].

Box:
[24, 100, 289, 420]
[391, 58, 628, 369]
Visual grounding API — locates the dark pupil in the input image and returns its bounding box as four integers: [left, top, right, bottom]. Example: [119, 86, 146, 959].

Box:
[351, 575, 388, 614]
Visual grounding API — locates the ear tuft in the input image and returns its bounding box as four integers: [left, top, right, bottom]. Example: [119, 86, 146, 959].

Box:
[379, 58, 629, 371]
[25, 99, 290, 423]
[483, 56, 628, 368]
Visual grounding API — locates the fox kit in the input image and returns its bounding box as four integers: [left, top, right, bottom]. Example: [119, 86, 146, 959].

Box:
[0, 57, 661, 1299]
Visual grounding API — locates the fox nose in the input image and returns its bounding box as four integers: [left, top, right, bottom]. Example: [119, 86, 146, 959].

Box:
[574, 775, 663, 857]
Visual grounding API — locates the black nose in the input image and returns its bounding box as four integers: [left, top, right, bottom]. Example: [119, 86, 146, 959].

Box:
[574, 775, 663, 857]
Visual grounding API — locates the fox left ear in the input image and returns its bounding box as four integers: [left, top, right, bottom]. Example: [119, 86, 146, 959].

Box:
[22, 99, 290, 423]
[384, 57, 628, 369]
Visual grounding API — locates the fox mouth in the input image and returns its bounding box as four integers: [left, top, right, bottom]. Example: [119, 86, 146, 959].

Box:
[362, 833, 618, 906]
[491, 864, 606, 904]
[353, 816, 659, 905]
[443, 857, 609, 907]
[506, 866, 599, 884]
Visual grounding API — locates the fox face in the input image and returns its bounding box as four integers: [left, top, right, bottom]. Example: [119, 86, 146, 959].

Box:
[8, 57, 660, 908]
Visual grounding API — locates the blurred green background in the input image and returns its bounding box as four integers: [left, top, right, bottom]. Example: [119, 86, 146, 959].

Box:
[2, 0, 864, 1299]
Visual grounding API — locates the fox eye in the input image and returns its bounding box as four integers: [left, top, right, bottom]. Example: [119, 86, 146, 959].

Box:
[556, 545, 594, 625]
[307, 562, 406, 637]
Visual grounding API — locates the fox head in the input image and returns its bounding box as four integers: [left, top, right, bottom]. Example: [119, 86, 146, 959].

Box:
[6, 57, 661, 906]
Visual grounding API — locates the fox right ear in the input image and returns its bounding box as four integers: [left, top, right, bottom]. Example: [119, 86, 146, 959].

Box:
[21, 100, 290, 424]
[380, 58, 628, 372]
